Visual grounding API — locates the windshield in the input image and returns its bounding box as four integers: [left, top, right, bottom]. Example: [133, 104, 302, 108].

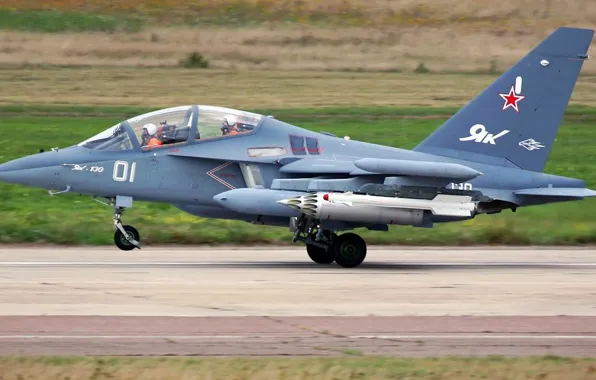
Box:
[78, 105, 264, 152]
[78, 123, 133, 151]
[127, 105, 194, 149]
[195, 106, 262, 140]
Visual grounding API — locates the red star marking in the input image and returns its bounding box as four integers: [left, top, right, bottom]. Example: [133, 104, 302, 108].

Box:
[499, 86, 525, 112]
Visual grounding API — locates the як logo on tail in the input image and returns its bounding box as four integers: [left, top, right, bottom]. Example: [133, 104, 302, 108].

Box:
[499, 76, 525, 112]
[459, 124, 509, 145]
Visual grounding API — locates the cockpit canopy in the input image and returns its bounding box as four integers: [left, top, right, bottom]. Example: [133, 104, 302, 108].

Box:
[78, 105, 264, 151]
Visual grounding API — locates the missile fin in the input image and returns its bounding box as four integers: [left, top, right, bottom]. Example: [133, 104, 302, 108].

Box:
[433, 194, 473, 203]
[431, 207, 473, 216]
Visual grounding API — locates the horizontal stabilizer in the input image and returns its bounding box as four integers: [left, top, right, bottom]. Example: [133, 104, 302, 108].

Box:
[514, 187, 596, 198]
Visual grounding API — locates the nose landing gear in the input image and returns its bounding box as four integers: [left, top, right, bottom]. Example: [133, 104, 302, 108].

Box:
[113, 207, 141, 250]
[94, 196, 141, 251]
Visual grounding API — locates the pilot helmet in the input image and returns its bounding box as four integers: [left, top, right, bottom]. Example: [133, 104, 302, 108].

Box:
[222, 115, 237, 128]
[142, 123, 157, 137]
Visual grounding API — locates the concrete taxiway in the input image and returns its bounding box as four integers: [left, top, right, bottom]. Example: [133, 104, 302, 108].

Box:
[0, 246, 594, 356]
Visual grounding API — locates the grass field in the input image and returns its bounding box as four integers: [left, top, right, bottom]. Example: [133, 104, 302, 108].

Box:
[0, 356, 594, 380]
[5, 0, 410, 27]
[0, 1, 595, 72]
[1, 102, 596, 246]
[1, 26, 595, 73]
[2, 0, 595, 28]
[3, 68, 596, 109]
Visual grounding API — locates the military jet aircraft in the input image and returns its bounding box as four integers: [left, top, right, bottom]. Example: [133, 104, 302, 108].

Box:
[0, 27, 594, 267]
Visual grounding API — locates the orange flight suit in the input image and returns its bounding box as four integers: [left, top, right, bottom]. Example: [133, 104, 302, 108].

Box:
[147, 137, 163, 147]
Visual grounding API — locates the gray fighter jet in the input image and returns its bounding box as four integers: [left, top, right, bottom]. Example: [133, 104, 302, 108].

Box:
[0, 27, 594, 267]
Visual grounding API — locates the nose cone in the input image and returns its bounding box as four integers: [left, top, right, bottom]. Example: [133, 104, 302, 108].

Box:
[0, 161, 43, 187]
[0, 154, 60, 187]
[0, 158, 24, 182]
[0, 159, 21, 173]
[0, 146, 98, 189]
[0, 151, 52, 173]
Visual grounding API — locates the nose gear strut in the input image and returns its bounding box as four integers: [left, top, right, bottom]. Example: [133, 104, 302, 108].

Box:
[113, 207, 140, 250]
[93, 196, 141, 251]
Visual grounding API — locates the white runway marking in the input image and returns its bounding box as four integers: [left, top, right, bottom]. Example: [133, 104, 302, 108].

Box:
[349, 335, 596, 340]
[0, 261, 225, 266]
[0, 334, 595, 340]
[0, 261, 595, 267]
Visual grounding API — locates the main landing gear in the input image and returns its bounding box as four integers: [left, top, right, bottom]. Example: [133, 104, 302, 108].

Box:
[94, 196, 141, 251]
[294, 217, 367, 268]
[306, 244, 335, 264]
[332, 232, 367, 268]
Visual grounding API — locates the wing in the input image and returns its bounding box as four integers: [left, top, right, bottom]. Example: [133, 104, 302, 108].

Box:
[279, 157, 482, 181]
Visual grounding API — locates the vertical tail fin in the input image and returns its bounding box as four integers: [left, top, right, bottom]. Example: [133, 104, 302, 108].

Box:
[414, 27, 594, 172]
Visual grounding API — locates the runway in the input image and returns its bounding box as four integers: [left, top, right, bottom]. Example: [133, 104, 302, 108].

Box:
[0, 246, 595, 356]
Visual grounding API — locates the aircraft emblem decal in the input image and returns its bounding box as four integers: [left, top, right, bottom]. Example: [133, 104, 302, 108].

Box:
[459, 124, 510, 145]
[519, 138, 545, 151]
[499, 76, 525, 112]
[207, 161, 237, 189]
[71, 164, 87, 171]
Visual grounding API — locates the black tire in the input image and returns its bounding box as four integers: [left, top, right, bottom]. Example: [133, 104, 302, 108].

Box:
[114, 225, 140, 251]
[333, 233, 367, 268]
[306, 244, 335, 264]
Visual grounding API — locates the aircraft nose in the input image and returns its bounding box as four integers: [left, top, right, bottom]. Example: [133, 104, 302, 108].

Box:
[0, 161, 30, 185]
[0, 156, 35, 173]
[0, 159, 21, 179]
[0, 160, 13, 173]
[0, 155, 52, 186]
[0, 154, 33, 172]
[0, 149, 63, 175]
[0, 146, 86, 188]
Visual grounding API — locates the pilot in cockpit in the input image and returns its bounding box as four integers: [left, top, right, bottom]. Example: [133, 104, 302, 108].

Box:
[221, 115, 239, 136]
[141, 123, 163, 148]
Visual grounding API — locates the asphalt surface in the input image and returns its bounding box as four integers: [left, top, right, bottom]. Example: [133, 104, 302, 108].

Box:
[0, 246, 594, 356]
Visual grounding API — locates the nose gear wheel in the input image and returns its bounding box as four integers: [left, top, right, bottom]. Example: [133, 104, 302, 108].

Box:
[113, 206, 141, 250]
[114, 225, 140, 251]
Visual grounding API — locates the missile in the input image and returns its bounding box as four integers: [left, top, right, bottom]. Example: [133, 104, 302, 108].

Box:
[277, 192, 476, 226]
